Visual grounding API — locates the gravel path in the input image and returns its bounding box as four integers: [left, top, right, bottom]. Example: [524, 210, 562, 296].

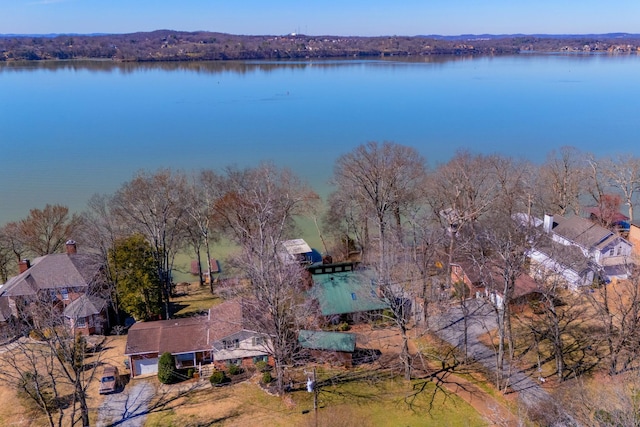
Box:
[96, 379, 156, 427]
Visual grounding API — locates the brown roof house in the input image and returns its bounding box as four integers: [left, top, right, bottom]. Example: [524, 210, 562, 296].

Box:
[208, 299, 272, 370]
[450, 260, 544, 310]
[125, 316, 212, 378]
[125, 299, 272, 378]
[0, 240, 107, 334]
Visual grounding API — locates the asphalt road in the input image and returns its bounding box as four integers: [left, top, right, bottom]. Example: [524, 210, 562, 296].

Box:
[431, 298, 576, 425]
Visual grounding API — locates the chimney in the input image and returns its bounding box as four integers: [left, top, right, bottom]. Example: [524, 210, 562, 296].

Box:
[543, 214, 554, 233]
[65, 239, 77, 255]
[18, 259, 31, 274]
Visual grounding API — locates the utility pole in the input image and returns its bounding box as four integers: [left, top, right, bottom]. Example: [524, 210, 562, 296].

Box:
[313, 367, 318, 427]
[306, 367, 318, 427]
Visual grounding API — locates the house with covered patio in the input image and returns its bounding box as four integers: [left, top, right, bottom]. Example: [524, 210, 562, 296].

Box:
[125, 299, 272, 378]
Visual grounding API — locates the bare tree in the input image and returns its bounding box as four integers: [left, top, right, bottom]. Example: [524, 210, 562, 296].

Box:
[211, 163, 319, 394]
[111, 169, 189, 319]
[8, 204, 83, 257]
[537, 146, 587, 216]
[602, 154, 640, 221]
[79, 193, 128, 324]
[425, 151, 502, 362]
[330, 141, 427, 380]
[0, 297, 105, 427]
[588, 268, 640, 376]
[182, 171, 219, 290]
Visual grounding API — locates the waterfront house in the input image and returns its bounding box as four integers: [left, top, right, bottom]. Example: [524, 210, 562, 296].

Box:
[307, 262, 388, 324]
[125, 299, 271, 378]
[0, 240, 107, 333]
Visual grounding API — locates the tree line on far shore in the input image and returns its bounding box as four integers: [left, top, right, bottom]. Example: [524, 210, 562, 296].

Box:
[2, 30, 639, 62]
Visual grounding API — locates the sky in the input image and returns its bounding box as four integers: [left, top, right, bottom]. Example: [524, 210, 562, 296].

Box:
[1, 0, 639, 37]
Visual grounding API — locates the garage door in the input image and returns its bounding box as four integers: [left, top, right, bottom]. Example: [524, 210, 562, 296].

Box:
[134, 358, 158, 376]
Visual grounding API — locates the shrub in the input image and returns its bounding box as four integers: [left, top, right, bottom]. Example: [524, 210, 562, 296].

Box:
[255, 361, 269, 372]
[261, 371, 273, 384]
[187, 368, 195, 378]
[209, 370, 226, 385]
[228, 363, 242, 375]
[157, 352, 177, 384]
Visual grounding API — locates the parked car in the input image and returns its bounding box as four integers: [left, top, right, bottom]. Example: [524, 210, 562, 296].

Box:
[99, 365, 120, 394]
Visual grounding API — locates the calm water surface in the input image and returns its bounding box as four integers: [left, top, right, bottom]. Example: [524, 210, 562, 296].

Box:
[1, 55, 640, 225]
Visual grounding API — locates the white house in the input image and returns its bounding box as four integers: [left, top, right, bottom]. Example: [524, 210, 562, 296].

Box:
[530, 214, 633, 289]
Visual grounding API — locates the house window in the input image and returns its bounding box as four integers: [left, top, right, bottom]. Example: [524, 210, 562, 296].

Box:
[617, 246, 622, 256]
[253, 355, 268, 363]
[75, 317, 86, 328]
[609, 248, 614, 256]
[252, 336, 265, 346]
[223, 339, 239, 350]
[60, 288, 69, 301]
[351, 292, 357, 300]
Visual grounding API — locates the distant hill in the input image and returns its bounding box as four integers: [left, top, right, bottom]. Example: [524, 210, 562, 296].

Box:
[1, 30, 638, 62]
[421, 33, 640, 41]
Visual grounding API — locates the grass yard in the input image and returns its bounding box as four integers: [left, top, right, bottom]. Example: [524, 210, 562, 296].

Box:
[170, 281, 222, 317]
[145, 373, 488, 427]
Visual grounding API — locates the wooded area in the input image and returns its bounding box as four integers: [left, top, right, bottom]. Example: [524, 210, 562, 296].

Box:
[1, 30, 639, 61]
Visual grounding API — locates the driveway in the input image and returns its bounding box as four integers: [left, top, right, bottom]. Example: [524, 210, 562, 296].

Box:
[96, 379, 156, 427]
[431, 299, 574, 423]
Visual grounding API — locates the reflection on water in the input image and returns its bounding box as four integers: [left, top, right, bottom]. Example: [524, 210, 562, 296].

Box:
[0, 54, 493, 75]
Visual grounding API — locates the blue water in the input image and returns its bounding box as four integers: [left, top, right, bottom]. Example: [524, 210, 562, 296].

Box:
[1, 55, 639, 224]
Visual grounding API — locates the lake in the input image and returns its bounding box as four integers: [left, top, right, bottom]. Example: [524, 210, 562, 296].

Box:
[1, 54, 640, 229]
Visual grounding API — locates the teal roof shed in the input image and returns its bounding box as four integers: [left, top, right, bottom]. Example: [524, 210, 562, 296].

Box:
[298, 330, 356, 352]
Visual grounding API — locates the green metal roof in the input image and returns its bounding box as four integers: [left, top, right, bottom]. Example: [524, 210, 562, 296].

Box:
[298, 330, 356, 352]
[309, 270, 388, 316]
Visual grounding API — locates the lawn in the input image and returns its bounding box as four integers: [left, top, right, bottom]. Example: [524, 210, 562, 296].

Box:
[145, 373, 488, 427]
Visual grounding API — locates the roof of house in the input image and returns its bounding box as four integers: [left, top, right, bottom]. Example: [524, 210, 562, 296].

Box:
[309, 270, 388, 316]
[1, 253, 101, 297]
[512, 273, 544, 300]
[298, 330, 356, 353]
[208, 299, 258, 342]
[0, 297, 11, 323]
[282, 239, 312, 256]
[586, 207, 629, 223]
[552, 216, 615, 249]
[63, 294, 106, 319]
[125, 316, 210, 356]
[452, 259, 543, 299]
[125, 299, 262, 356]
[533, 235, 592, 274]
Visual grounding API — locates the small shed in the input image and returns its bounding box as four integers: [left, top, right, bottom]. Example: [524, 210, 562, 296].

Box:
[298, 330, 356, 367]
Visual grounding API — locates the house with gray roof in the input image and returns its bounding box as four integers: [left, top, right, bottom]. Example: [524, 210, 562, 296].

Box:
[63, 294, 108, 335]
[534, 214, 633, 287]
[0, 240, 106, 333]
